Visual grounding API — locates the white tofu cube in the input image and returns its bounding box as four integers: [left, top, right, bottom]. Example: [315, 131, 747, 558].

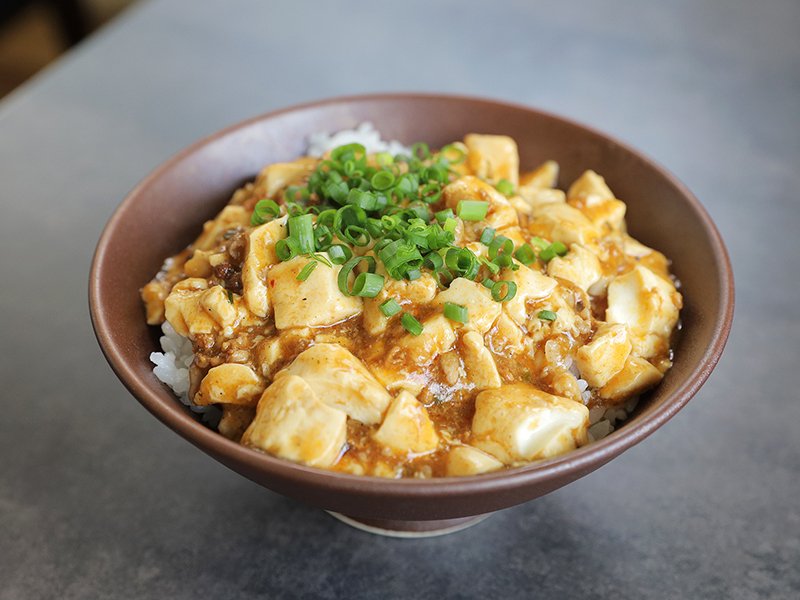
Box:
[464, 134, 519, 186]
[547, 243, 602, 292]
[194, 363, 264, 406]
[434, 277, 501, 334]
[574, 323, 632, 388]
[279, 343, 391, 425]
[599, 356, 663, 402]
[192, 206, 250, 251]
[529, 202, 600, 246]
[396, 314, 457, 367]
[267, 255, 362, 329]
[362, 271, 437, 336]
[242, 375, 347, 468]
[255, 158, 317, 198]
[164, 279, 220, 336]
[499, 264, 558, 327]
[460, 331, 502, 391]
[373, 391, 439, 455]
[446, 445, 504, 476]
[606, 265, 681, 358]
[472, 384, 589, 464]
[442, 176, 519, 232]
[520, 160, 559, 189]
[241, 216, 287, 317]
[567, 170, 615, 201]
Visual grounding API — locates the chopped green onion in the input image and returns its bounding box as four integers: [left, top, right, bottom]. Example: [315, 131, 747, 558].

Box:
[443, 302, 468, 324]
[337, 255, 376, 296]
[424, 251, 444, 271]
[375, 152, 394, 166]
[445, 247, 480, 280]
[275, 237, 301, 261]
[496, 179, 515, 196]
[514, 243, 536, 265]
[296, 261, 318, 281]
[379, 239, 423, 279]
[352, 272, 385, 297]
[226, 289, 234, 303]
[435, 208, 454, 223]
[439, 144, 466, 165]
[538, 241, 569, 262]
[250, 199, 281, 226]
[530, 236, 549, 250]
[405, 268, 422, 281]
[538, 310, 557, 321]
[287, 214, 315, 254]
[488, 235, 514, 261]
[370, 170, 396, 191]
[327, 244, 352, 265]
[380, 298, 402, 317]
[479, 256, 501, 274]
[491, 280, 517, 302]
[480, 227, 496, 245]
[457, 200, 489, 221]
[443, 217, 458, 234]
[482, 277, 495, 289]
[401, 312, 424, 336]
[411, 142, 431, 159]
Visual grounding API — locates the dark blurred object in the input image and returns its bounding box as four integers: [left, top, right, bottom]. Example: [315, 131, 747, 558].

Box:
[0, 0, 90, 46]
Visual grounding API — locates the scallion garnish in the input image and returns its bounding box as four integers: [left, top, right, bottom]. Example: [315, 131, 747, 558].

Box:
[380, 298, 402, 317]
[480, 227, 496, 245]
[513, 243, 536, 265]
[351, 272, 385, 297]
[296, 261, 318, 281]
[337, 255, 377, 296]
[435, 208, 455, 223]
[491, 280, 517, 302]
[538, 310, 557, 321]
[538, 241, 568, 262]
[443, 302, 468, 324]
[251, 198, 281, 226]
[287, 214, 315, 254]
[495, 179, 514, 196]
[457, 200, 489, 221]
[401, 312, 424, 336]
[327, 244, 352, 265]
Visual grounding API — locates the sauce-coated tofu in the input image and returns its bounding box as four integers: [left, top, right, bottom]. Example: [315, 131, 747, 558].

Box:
[460, 331, 502, 391]
[434, 277, 501, 334]
[267, 255, 362, 329]
[279, 343, 391, 425]
[194, 363, 264, 406]
[446, 445, 504, 476]
[396, 314, 457, 367]
[164, 279, 232, 336]
[599, 356, 663, 403]
[255, 158, 317, 198]
[464, 134, 519, 186]
[520, 160, 559, 189]
[547, 243, 602, 292]
[472, 384, 589, 463]
[443, 176, 519, 232]
[500, 265, 558, 327]
[241, 216, 287, 317]
[529, 202, 599, 246]
[193, 206, 250, 251]
[242, 375, 346, 468]
[606, 265, 681, 358]
[362, 271, 437, 336]
[574, 323, 632, 388]
[373, 391, 439, 455]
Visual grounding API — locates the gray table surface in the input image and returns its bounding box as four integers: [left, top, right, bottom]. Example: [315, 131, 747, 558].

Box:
[1, 0, 798, 598]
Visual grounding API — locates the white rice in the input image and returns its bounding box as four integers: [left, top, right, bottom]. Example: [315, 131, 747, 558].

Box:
[150, 124, 638, 441]
[307, 122, 410, 158]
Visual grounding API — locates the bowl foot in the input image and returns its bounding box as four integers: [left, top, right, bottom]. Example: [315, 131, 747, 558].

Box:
[326, 511, 491, 538]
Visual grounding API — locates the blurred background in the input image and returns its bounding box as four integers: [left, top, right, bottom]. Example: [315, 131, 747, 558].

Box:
[0, 0, 134, 97]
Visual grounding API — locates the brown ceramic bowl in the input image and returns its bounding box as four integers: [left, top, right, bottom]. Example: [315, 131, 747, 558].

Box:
[90, 93, 733, 534]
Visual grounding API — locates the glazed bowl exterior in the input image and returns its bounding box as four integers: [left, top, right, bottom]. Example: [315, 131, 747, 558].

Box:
[90, 94, 733, 521]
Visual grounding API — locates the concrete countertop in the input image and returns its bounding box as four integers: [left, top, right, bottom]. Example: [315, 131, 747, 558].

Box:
[0, 0, 797, 597]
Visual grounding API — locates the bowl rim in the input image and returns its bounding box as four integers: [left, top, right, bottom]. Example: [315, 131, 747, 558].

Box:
[89, 92, 734, 498]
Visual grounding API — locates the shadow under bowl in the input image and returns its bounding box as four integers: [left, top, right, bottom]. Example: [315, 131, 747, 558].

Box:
[89, 93, 734, 530]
